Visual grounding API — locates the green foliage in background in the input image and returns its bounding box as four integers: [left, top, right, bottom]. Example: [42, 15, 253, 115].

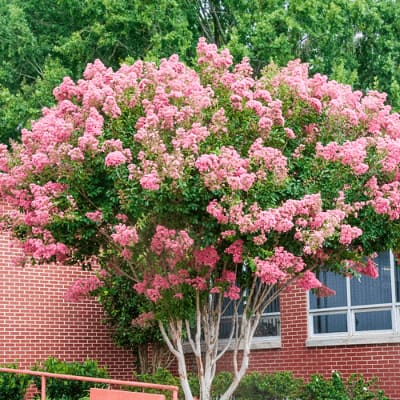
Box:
[32, 357, 108, 400]
[0, 363, 31, 400]
[93, 274, 168, 374]
[1, 0, 400, 143]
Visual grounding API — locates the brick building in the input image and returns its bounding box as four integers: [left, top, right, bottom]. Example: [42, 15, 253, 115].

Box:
[1, 211, 400, 398]
[0, 231, 135, 381]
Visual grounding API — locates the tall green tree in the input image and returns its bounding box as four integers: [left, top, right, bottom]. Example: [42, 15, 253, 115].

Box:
[2, 0, 400, 144]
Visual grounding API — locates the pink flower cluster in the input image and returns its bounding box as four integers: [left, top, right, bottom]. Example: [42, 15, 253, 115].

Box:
[248, 138, 288, 182]
[85, 210, 103, 223]
[131, 312, 155, 328]
[23, 238, 70, 262]
[64, 275, 103, 302]
[365, 177, 400, 220]
[224, 240, 244, 263]
[150, 225, 194, 268]
[316, 139, 369, 175]
[197, 37, 233, 72]
[193, 246, 220, 268]
[344, 258, 379, 279]
[255, 247, 306, 285]
[111, 224, 139, 247]
[195, 147, 256, 191]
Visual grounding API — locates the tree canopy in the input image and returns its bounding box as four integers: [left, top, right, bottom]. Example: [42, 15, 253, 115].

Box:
[1, 0, 400, 143]
[1, 39, 400, 400]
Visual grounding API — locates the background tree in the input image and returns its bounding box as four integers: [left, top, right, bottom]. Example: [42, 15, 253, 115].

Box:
[2, 39, 400, 400]
[2, 0, 400, 143]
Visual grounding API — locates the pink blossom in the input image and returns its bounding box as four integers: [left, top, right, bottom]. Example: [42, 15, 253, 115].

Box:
[86, 210, 103, 223]
[105, 151, 127, 167]
[196, 147, 256, 191]
[111, 224, 139, 246]
[64, 275, 102, 302]
[284, 127, 296, 139]
[221, 230, 236, 238]
[361, 258, 379, 278]
[102, 95, 121, 118]
[132, 312, 155, 328]
[146, 288, 161, 302]
[150, 225, 194, 268]
[339, 224, 362, 245]
[314, 284, 336, 298]
[206, 200, 228, 224]
[194, 247, 220, 268]
[296, 270, 322, 290]
[85, 107, 104, 136]
[68, 148, 85, 161]
[224, 285, 240, 300]
[224, 240, 244, 263]
[140, 173, 160, 190]
[220, 270, 237, 284]
[258, 117, 273, 136]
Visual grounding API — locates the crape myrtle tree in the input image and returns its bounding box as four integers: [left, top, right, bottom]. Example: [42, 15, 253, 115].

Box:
[2, 39, 400, 400]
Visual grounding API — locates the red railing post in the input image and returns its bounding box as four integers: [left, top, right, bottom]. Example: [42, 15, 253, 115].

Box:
[172, 387, 178, 400]
[0, 367, 179, 400]
[41, 375, 46, 400]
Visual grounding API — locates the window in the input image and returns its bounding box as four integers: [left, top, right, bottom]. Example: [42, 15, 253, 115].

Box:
[309, 251, 400, 343]
[219, 296, 280, 339]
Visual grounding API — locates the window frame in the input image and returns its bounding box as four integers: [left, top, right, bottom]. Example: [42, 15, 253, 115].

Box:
[307, 251, 400, 347]
[217, 295, 281, 350]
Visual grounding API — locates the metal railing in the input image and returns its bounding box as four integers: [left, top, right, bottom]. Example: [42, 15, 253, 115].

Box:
[0, 367, 179, 400]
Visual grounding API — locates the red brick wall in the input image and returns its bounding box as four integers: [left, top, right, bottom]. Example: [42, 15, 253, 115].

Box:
[0, 230, 135, 380]
[216, 286, 400, 399]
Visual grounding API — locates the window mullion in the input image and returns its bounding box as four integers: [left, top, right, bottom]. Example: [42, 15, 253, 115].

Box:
[390, 250, 397, 333]
[346, 276, 353, 335]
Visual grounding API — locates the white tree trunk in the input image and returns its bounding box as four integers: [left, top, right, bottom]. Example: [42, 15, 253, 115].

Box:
[158, 278, 284, 400]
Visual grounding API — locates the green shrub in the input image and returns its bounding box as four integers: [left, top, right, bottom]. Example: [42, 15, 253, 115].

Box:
[346, 374, 388, 399]
[211, 371, 233, 398]
[234, 371, 303, 400]
[0, 363, 31, 400]
[301, 372, 389, 400]
[32, 357, 108, 400]
[127, 369, 388, 400]
[132, 368, 182, 400]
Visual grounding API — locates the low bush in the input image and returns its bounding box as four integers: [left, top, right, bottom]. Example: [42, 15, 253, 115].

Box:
[132, 368, 183, 400]
[302, 372, 389, 400]
[0, 363, 31, 400]
[234, 371, 303, 400]
[132, 369, 388, 400]
[32, 357, 108, 400]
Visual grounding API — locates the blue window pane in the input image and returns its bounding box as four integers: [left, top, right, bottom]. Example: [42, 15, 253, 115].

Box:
[219, 318, 235, 339]
[254, 315, 280, 337]
[313, 314, 347, 334]
[219, 315, 280, 338]
[395, 262, 400, 302]
[310, 271, 347, 309]
[219, 289, 280, 339]
[351, 251, 392, 306]
[355, 310, 392, 331]
[264, 296, 280, 313]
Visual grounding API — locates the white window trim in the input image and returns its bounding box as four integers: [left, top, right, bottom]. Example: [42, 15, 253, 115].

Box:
[183, 311, 281, 353]
[307, 251, 400, 347]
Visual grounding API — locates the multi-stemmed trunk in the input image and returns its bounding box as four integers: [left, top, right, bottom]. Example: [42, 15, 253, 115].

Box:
[159, 278, 281, 400]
